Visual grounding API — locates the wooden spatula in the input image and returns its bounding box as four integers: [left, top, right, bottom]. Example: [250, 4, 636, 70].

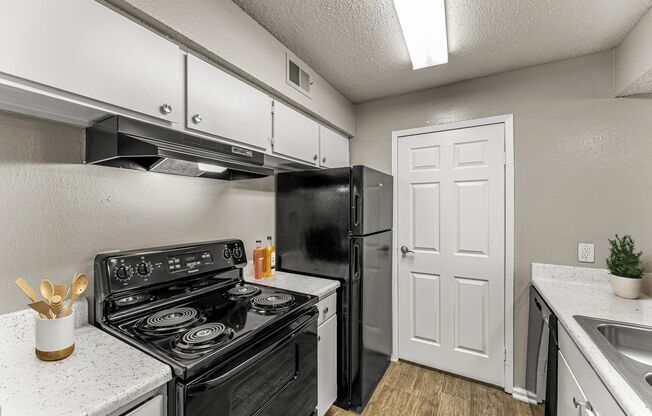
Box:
[15, 279, 46, 319]
[28, 301, 54, 319]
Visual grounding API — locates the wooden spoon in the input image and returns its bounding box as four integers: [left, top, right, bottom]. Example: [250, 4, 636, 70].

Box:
[62, 273, 89, 316]
[15, 278, 46, 319]
[49, 294, 64, 318]
[28, 301, 55, 319]
[40, 279, 55, 302]
[54, 284, 67, 299]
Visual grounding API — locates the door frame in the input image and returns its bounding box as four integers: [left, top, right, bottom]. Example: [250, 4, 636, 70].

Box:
[390, 114, 515, 393]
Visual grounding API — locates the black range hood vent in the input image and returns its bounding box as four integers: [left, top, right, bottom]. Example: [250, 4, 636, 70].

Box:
[85, 116, 274, 180]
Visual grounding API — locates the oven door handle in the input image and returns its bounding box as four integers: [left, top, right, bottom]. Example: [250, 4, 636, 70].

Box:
[188, 310, 318, 393]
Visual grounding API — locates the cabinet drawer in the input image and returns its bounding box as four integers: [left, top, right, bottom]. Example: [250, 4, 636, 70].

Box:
[558, 324, 626, 416]
[316, 293, 336, 327]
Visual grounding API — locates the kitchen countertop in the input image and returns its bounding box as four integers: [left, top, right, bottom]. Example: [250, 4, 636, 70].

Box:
[0, 298, 171, 416]
[532, 263, 652, 416]
[243, 264, 340, 299]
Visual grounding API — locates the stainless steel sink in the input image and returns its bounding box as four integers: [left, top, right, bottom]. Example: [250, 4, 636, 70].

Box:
[575, 315, 652, 406]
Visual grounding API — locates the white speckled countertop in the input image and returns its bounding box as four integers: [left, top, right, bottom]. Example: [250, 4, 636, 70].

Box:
[0, 298, 171, 416]
[242, 263, 340, 299]
[532, 263, 652, 416]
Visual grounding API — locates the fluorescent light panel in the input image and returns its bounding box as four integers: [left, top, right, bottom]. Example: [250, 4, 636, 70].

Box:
[393, 0, 448, 70]
[197, 162, 227, 173]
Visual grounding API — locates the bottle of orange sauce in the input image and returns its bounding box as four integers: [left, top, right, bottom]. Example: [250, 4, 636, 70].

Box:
[253, 240, 264, 280]
[263, 236, 276, 278]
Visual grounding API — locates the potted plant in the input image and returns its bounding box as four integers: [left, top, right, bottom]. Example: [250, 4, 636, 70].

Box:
[606, 234, 645, 299]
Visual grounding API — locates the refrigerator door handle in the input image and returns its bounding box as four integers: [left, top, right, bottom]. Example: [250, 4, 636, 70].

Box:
[353, 243, 361, 279]
[353, 193, 361, 227]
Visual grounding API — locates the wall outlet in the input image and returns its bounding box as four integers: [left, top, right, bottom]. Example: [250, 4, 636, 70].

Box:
[578, 243, 595, 263]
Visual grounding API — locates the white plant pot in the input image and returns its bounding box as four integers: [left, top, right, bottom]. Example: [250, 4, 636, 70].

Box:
[609, 274, 643, 299]
[35, 311, 75, 361]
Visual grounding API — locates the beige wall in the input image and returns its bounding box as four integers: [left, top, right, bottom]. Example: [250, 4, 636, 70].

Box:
[0, 111, 274, 315]
[351, 51, 652, 388]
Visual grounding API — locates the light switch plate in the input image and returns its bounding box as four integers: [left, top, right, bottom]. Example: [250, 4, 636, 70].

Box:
[578, 243, 595, 263]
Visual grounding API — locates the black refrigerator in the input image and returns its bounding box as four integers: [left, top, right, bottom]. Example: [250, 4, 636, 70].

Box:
[276, 166, 392, 411]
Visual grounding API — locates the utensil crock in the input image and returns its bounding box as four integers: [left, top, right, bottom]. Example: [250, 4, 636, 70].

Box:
[35, 311, 75, 361]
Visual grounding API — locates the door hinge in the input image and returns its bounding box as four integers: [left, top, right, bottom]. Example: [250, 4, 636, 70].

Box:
[270, 137, 275, 147]
[504, 347, 507, 362]
[503, 152, 507, 166]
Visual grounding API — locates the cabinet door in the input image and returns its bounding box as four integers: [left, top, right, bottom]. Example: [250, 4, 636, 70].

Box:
[319, 126, 350, 168]
[558, 351, 587, 416]
[272, 100, 320, 165]
[124, 395, 164, 416]
[186, 54, 272, 150]
[317, 315, 338, 416]
[0, 0, 183, 124]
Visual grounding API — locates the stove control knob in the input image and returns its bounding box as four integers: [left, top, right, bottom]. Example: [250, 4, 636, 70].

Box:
[232, 246, 242, 259]
[136, 262, 153, 277]
[222, 248, 231, 259]
[114, 265, 133, 282]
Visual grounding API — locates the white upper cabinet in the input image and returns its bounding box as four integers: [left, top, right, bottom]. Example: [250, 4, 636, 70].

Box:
[272, 100, 320, 165]
[319, 126, 350, 168]
[0, 0, 184, 124]
[186, 54, 272, 150]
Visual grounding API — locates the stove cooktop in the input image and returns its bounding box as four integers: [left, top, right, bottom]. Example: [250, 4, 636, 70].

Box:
[109, 281, 315, 379]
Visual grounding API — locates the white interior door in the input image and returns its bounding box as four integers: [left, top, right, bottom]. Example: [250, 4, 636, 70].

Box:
[397, 123, 505, 386]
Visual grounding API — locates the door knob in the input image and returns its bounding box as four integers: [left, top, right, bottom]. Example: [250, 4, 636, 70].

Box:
[192, 114, 203, 124]
[400, 246, 414, 255]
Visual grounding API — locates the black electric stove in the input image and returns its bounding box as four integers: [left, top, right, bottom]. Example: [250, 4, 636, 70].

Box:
[93, 239, 319, 416]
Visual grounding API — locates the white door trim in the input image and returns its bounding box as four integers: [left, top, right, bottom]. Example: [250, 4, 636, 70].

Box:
[391, 114, 515, 393]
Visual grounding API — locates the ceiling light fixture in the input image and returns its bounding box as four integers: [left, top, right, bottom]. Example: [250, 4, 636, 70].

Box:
[197, 162, 227, 173]
[393, 0, 448, 70]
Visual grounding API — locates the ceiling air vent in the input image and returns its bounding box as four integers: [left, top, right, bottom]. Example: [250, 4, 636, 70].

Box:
[287, 54, 312, 98]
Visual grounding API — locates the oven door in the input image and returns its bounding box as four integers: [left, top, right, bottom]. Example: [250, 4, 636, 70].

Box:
[180, 309, 318, 416]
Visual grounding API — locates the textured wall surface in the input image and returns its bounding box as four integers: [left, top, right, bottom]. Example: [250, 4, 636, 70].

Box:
[232, 0, 652, 102]
[0, 111, 274, 315]
[351, 51, 652, 387]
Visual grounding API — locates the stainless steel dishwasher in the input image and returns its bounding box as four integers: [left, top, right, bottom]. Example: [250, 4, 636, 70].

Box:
[526, 286, 558, 416]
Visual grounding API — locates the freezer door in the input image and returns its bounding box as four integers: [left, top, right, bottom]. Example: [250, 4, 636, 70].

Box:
[349, 231, 392, 410]
[276, 168, 351, 279]
[351, 166, 393, 236]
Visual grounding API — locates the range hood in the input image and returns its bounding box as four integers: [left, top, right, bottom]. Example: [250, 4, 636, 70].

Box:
[85, 116, 275, 180]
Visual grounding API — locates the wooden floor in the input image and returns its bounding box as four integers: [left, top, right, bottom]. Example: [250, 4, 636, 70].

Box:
[326, 361, 543, 416]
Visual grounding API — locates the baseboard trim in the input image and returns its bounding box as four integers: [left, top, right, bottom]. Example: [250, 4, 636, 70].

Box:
[512, 387, 539, 404]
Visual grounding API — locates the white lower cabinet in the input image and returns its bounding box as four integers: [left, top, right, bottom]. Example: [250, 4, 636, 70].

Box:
[557, 325, 625, 416]
[317, 294, 338, 416]
[124, 394, 165, 416]
[558, 352, 589, 416]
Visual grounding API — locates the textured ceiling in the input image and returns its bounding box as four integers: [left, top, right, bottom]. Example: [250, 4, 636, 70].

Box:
[231, 0, 652, 103]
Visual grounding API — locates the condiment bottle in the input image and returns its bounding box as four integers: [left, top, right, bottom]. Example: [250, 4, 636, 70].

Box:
[253, 240, 264, 280]
[263, 236, 276, 278]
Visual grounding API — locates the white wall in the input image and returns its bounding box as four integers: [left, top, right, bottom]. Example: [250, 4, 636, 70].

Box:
[106, 0, 355, 136]
[0, 110, 274, 315]
[352, 51, 652, 388]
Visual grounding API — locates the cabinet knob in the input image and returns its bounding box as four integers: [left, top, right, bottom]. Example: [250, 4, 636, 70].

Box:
[159, 103, 172, 115]
[322, 157, 327, 163]
[323, 307, 329, 316]
[313, 154, 318, 161]
[192, 114, 203, 124]
[318, 335, 321, 342]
